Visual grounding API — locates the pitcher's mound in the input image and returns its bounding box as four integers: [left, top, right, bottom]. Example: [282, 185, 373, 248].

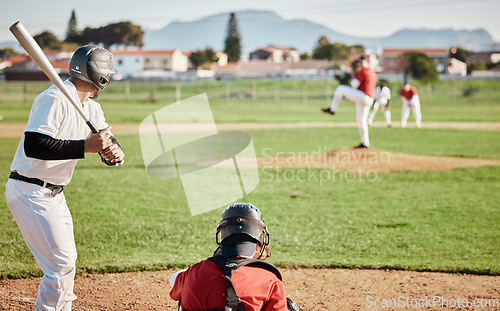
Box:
[257, 147, 500, 172]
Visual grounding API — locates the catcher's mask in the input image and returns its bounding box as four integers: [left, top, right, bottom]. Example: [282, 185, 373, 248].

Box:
[69, 45, 116, 89]
[216, 203, 271, 259]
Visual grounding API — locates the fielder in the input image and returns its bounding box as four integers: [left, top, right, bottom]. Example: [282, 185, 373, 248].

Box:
[367, 83, 392, 127]
[5, 45, 124, 311]
[322, 56, 377, 148]
[400, 82, 422, 128]
[170, 203, 299, 311]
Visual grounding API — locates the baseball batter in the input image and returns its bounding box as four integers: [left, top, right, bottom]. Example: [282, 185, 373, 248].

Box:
[400, 82, 422, 128]
[367, 83, 392, 127]
[322, 56, 377, 148]
[5, 45, 123, 311]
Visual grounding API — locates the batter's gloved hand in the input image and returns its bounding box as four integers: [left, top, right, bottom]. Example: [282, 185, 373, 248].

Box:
[99, 136, 124, 166]
[84, 126, 113, 153]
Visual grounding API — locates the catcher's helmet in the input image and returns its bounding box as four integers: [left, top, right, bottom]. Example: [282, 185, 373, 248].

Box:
[69, 45, 116, 89]
[216, 203, 270, 258]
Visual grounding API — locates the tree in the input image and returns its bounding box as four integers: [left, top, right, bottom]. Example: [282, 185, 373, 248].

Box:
[189, 48, 219, 69]
[312, 36, 358, 62]
[331, 42, 350, 61]
[224, 13, 241, 62]
[0, 48, 20, 59]
[400, 51, 438, 83]
[466, 60, 486, 74]
[300, 52, 312, 60]
[34, 31, 59, 49]
[189, 52, 205, 69]
[203, 48, 219, 66]
[316, 35, 330, 47]
[65, 9, 79, 43]
[79, 27, 98, 45]
[79, 22, 144, 48]
[350, 45, 365, 52]
[312, 36, 333, 60]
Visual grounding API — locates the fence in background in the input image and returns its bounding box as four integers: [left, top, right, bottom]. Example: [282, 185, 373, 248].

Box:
[0, 79, 497, 106]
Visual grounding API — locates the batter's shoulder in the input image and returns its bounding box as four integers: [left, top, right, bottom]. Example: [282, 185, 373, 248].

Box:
[32, 85, 68, 112]
[85, 98, 105, 115]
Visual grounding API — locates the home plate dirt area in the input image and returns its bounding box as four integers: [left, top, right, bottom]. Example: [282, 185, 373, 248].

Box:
[1, 268, 499, 310]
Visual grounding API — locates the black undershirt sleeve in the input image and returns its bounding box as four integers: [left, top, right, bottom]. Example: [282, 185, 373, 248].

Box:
[24, 131, 85, 160]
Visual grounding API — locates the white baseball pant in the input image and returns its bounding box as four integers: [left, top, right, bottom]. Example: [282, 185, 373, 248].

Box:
[368, 100, 391, 126]
[401, 95, 422, 128]
[330, 85, 374, 146]
[5, 179, 77, 311]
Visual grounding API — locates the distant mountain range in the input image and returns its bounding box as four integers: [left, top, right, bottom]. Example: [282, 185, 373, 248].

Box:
[144, 10, 497, 54]
[2, 10, 497, 56]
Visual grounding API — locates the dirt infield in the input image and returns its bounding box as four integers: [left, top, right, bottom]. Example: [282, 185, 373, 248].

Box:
[1, 268, 499, 310]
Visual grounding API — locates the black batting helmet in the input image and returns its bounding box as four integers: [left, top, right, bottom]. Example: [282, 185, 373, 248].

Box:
[216, 203, 271, 258]
[69, 45, 116, 89]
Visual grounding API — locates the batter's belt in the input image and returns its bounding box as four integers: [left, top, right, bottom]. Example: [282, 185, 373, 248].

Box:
[9, 171, 65, 197]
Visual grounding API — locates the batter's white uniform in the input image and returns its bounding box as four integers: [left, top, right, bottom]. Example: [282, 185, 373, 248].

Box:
[5, 80, 107, 311]
[367, 85, 392, 126]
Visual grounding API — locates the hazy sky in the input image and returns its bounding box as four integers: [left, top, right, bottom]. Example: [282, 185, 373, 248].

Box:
[1, 0, 499, 44]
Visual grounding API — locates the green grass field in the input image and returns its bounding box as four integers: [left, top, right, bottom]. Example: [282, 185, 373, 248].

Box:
[0, 79, 499, 279]
[2, 79, 500, 123]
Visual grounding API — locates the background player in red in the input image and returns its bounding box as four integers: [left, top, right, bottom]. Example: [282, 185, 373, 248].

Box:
[322, 56, 377, 148]
[170, 203, 289, 311]
[400, 82, 422, 128]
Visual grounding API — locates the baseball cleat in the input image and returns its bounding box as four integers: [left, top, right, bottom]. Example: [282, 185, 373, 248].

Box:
[321, 107, 335, 115]
[354, 143, 368, 149]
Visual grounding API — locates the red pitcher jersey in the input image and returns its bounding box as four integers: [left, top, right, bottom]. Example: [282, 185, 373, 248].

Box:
[170, 260, 287, 311]
[355, 67, 377, 98]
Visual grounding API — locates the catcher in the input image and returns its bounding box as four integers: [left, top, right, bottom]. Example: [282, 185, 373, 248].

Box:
[170, 203, 299, 311]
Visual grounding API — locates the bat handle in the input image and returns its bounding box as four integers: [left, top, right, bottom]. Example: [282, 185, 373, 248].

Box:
[87, 120, 124, 166]
[86, 120, 99, 134]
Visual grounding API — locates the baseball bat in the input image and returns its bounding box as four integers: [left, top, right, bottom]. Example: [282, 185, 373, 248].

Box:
[9, 21, 123, 166]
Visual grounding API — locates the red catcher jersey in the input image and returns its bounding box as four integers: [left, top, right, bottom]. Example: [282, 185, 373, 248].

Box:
[170, 260, 287, 311]
[400, 85, 418, 100]
[355, 67, 377, 98]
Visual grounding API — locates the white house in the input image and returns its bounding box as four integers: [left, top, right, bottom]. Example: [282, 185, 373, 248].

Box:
[112, 49, 188, 78]
[112, 51, 144, 78]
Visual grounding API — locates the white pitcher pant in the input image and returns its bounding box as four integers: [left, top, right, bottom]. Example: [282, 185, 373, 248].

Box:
[330, 85, 374, 146]
[5, 179, 77, 311]
[401, 95, 422, 128]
